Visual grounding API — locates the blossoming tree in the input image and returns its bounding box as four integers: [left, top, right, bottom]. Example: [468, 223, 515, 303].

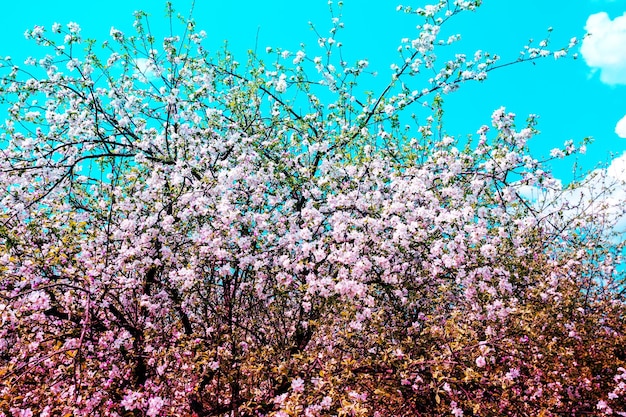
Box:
[1, 1, 625, 416]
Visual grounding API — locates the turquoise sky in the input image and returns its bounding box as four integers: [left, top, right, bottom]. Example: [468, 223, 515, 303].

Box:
[1, 1, 625, 184]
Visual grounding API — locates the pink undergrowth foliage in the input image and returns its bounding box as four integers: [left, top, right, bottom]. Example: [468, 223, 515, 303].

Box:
[1, 1, 625, 416]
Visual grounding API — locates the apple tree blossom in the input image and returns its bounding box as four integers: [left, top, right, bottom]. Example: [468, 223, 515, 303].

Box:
[0, 1, 625, 416]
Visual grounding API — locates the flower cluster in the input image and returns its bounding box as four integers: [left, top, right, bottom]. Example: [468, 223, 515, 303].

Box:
[0, 1, 622, 417]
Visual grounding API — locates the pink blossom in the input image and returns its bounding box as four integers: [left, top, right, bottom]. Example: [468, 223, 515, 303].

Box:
[291, 377, 305, 393]
[476, 356, 487, 368]
[320, 396, 333, 409]
[120, 391, 143, 410]
[9, 409, 32, 417]
[146, 397, 164, 417]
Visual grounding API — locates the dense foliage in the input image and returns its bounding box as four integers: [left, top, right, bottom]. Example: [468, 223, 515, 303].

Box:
[1, 1, 625, 416]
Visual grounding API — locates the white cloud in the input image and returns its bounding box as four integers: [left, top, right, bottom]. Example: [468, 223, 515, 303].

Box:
[581, 12, 626, 85]
[516, 153, 626, 237]
[134, 58, 159, 83]
[616, 115, 626, 138]
[606, 151, 626, 181]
